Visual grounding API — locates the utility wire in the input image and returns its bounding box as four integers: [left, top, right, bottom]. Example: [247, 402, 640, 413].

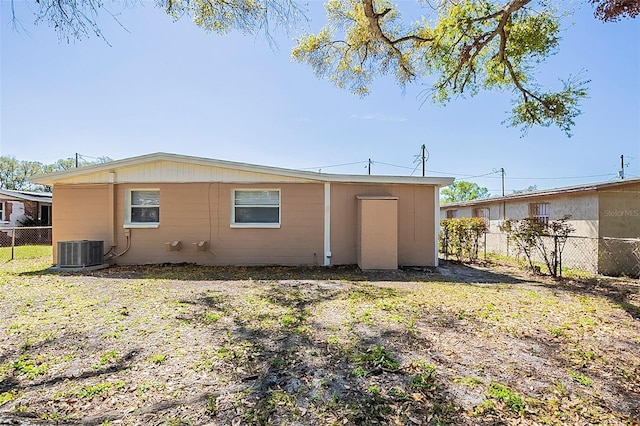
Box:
[300, 160, 369, 170]
[299, 159, 623, 182]
[78, 154, 105, 160]
[409, 161, 421, 177]
[374, 161, 414, 170]
[498, 173, 616, 180]
[466, 170, 502, 179]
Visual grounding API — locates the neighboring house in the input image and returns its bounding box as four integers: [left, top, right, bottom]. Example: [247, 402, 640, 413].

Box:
[32, 153, 453, 269]
[440, 178, 640, 276]
[0, 189, 53, 227]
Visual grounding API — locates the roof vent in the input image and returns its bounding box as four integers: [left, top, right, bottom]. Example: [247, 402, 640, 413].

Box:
[57, 240, 104, 268]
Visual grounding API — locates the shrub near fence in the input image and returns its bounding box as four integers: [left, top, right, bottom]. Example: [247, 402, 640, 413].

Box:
[500, 216, 574, 277]
[440, 218, 487, 262]
[0, 226, 53, 261]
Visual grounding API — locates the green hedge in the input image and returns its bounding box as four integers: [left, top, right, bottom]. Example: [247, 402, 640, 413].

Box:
[440, 218, 487, 262]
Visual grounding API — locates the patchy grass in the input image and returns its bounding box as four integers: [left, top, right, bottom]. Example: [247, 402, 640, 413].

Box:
[0, 245, 52, 263]
[0, 258, 638, 425]
[569, 370, 593, 387]
[486, 382, 526, 414]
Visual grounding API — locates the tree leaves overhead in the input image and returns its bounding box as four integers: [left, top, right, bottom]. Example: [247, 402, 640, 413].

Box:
[26, 0, 304, 43]
[292, 0, 430, 96]
[13, 0, 636, 134]
[161, 0, 304, 41]
[293, 0, 591, 135]
[591, 0, 640, 21]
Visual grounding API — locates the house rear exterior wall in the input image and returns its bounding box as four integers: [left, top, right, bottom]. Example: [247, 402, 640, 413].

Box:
[53, 183, 325, 266]
[52, 185, 112, 262]
[331, 184, 436, 266]
[54, 181, 438, 267]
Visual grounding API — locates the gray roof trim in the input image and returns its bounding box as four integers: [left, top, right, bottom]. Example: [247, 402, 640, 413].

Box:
[31, 152, 454, 186]
[0, 189, 53, 202]
[440, 177, 640, 208]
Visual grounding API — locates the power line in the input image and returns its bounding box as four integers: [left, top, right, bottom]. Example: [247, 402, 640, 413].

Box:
[299, 159, 622, 182]
[374, 161, 414, 170]
[409, 161, 421, 177]
[300, 160, 369, 170]
[500, 173, 616, 180]
[468, 170, 502, 179]
[78, 154, 106, 160]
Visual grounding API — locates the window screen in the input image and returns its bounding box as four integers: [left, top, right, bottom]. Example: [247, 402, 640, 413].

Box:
[131, 190, 160, 223]
[233, 190, 280, 225]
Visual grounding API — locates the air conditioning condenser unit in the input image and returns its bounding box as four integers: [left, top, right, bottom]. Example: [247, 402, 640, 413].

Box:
[57, 240, 104, 268]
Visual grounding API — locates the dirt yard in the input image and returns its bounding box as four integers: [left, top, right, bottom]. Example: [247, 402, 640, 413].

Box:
[0, 257, 638, 425]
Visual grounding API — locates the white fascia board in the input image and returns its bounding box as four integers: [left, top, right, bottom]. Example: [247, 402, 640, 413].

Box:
[31, 152, 455, 187]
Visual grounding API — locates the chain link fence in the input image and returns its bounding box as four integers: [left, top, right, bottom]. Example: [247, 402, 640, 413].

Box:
[0, 226, 53, 262]
[475, 232, 640, 278]
[598, 237, 640, 278]
[441, 229, 640, 278]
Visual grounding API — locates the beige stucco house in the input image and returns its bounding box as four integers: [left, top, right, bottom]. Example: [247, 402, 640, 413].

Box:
[440, 178, 640, 276]
[32, 153, 453, 269]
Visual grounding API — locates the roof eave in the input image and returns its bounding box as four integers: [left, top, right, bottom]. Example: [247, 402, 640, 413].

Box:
[30, 152, 455, 186]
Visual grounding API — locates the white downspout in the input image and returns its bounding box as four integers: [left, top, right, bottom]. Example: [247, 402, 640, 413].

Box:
[108, 172, 117, 250]
[324, 182, 331, 266]
[434, 186, 440, 267]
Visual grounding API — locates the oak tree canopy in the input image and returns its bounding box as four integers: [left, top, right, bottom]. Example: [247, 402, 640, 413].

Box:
[10, 0, 638, 134]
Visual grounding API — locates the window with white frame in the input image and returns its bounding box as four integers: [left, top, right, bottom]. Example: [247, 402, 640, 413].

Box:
[0, 202, 4, 221]
[446, 209, 457, 219]
[232, 189, 280, 227]
[529, 202, 549, 224]
[126, 189, 160, 226]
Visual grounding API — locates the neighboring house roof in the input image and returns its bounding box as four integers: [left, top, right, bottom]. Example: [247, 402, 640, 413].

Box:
[0, 189, 53, 203]
[441, 177, 640, 209]
[31, 152, 455, 186]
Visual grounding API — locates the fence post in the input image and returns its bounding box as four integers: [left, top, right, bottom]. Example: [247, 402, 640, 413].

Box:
[559, 244, 562, 277]
[484, 232, 487, 261]
[555, 236, 561, 277]
[11, 227, 16, 261]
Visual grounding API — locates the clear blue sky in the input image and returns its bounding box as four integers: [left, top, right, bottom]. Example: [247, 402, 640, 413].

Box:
[1, 1, 638, 195]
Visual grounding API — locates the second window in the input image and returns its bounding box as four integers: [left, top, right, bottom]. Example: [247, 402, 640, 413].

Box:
[232, 189, 280, 227]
